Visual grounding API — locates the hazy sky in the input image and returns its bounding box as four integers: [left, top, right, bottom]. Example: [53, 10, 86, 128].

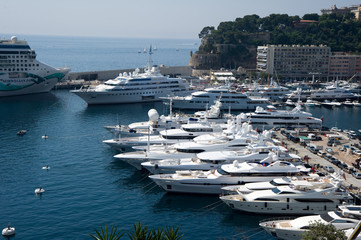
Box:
[1, 0, 361, 39]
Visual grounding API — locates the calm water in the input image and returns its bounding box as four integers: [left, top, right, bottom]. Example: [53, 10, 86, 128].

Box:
[1, 35, 361, 239]
[0, 90, 271, 240]
[17, 35, 200, 72]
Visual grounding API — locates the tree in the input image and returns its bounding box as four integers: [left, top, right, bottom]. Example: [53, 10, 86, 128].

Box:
[198, 26, 215, 39]
[302, 221, 347, 240]
[89, 225, 124, 240]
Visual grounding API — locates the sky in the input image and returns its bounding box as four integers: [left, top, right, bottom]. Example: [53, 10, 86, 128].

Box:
[1, 0, 361, 39]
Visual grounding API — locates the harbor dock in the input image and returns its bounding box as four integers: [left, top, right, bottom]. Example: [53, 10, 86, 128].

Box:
[274, 129, 361, 190]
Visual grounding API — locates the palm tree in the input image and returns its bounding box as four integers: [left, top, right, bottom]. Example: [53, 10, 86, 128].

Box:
[163, 225, 183, 240]
[128, 222, 150, 240]
[89, 225, 124, 240]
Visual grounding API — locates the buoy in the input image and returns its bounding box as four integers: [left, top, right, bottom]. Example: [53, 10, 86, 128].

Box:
[34, 186, 45, 194]
[42, 134, 48, 139]
[2, 224, 15, 236]
[42, 165, 50, 170]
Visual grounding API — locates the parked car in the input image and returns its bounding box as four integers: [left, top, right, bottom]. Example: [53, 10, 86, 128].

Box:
[323, 165, 335, 173]
[325, 147, 334, 154]
[352, 171, 361, 179]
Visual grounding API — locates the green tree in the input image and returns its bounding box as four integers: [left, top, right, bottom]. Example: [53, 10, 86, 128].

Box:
[89, 225, 124, 240]
[163, 225, 183, 240]
[302, 221, 347, 240]
[128, 222, 149, 240]
[198, 26, 215, 39]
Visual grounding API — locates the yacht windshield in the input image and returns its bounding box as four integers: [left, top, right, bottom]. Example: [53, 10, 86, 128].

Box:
[217, 167, 229, 175]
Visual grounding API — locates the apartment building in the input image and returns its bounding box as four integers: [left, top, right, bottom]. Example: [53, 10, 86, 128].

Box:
[257, 45, 330, 81]
[329, 52, 361, 80]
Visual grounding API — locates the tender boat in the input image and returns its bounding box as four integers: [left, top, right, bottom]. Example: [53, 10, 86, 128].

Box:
[34, 187, 45, 194]
[2, 224, 15, 236]
[16, 130, 27, 136]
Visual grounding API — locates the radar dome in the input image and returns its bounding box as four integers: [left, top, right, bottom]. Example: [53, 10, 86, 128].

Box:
[11, 36, 17, 42]
[148, 109, 159, 121]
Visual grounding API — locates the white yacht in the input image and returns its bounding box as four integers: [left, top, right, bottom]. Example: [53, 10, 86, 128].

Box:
[142, 150, 300, 175]
[221, 174, 326, 195]
[246, 79, 291, 101]
[103, 121, 225, 151]
[241, 104, 322, 130]
[0, 36, 69, 97]
[71, 50, 190, 104]
[259, 211, 359, 240]
[149, 161, 308, 194]
[113, 148, 195, 170]
[166, 83, 270, 110]
[220, 180, 350, 215]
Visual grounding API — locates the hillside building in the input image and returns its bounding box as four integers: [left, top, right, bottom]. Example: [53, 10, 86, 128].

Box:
[256, 45, 330, 81]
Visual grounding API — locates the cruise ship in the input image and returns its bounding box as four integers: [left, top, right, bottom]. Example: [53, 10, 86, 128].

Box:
[70, 50, 190, 104]
[166, 84, 270, 111]
[0, 36, 69, 97]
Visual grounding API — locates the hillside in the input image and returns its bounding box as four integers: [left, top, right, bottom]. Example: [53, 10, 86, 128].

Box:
[190, 13, 361, 70]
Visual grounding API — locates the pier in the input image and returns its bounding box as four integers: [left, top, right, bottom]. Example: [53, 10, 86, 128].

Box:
[274, 129, 361, 190]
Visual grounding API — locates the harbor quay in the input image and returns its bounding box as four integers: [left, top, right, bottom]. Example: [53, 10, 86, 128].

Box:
[274, 129, 361, 191]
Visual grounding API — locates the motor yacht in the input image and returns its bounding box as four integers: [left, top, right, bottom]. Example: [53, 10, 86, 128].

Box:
[220, 179, 350, 215]
[165, 81, 270, 110]
[241, 104, 322, 130]
[149, 161, 309, 194]
[259, 211, 359, 240]
[103, 121, 225, 151]
[71, 49, 190, 104]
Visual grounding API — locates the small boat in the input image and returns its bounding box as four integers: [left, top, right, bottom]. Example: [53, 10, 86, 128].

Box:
[285, 99, 295, 106]
[304, 99, 315, 107]
[343, 100, 354, 106]
[2, 224, 15, 236]
[42, 134, 48, 139]
[321, 100, 333, 108]
[353, 100, 361, 107]
[330, 100, 342, 107]
[34, 187, 45, 194]
[17, 130, 27, 136]
[42, 166, 50, 170]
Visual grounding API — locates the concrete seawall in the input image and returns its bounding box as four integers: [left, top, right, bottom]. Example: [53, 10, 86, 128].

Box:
[64, 65, 192, 81]
[57, 65, 193, 89]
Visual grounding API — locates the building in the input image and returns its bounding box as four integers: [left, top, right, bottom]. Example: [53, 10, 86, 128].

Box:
[329, 52, 361, 81]
[256, 45, 330, 81]
[321, 4, 361, 20]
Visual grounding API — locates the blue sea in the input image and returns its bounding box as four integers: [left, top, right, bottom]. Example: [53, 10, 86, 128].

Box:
[0, 35, 360, 240]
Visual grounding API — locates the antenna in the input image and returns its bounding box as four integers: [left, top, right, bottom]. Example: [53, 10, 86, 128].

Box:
[146, 45, 153, 71]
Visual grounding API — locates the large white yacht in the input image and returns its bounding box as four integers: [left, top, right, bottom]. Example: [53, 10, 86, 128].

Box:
[246, 79, 291, 101]
[166, 83, 270, 110]
[71, 50, 190, 104]
[259, 211, 359, 240]
[103, 121, 225, 151]
[220, 180, 350, 215]
[149, 161, 308, 194]
[0, 36, 69, 97]
[241, 104, 322, 130]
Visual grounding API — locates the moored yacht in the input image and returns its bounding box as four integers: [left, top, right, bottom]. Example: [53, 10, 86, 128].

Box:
[149, 161, 308, 194]
[0, 36, 69, 97]
[240, 104, 322, 130]
[71, 49, 190, 104]
[259, 210, 359, 240]
[165, 82, 270, 110]
[220, 179, 350, 215]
